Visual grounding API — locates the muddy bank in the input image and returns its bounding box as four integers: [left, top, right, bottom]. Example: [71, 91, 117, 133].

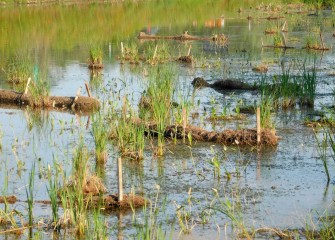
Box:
[0, 89, 100, 113]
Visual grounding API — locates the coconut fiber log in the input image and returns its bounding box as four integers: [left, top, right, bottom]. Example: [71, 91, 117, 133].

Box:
[0, 89, 100, 113]
[137, 120, 278, 146]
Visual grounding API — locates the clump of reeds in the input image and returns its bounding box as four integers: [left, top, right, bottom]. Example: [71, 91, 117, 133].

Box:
[112, 99, 146, 161]
[92, 113, 109, 163]
[3, 54, 33, 84]
[146, 66, 176, 155]
[89, 46, 103, 69]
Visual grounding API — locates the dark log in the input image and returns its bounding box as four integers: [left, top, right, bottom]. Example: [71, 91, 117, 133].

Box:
[0, 89, 100, 113]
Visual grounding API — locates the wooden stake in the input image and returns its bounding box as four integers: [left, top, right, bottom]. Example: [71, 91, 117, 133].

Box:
[281, 21, 287, 32]
[256, 107, 261, 144]
[71, 86, 82, 109]
[24, 77, 31, 95]
[84, 81, 92, 98]
[117, 157, 123, 202]
[281, 32, 287, 48]
[187, 45, 192, 56]
[182, 107, 187, 143]
[320, 32, 326, 49]
[152, 45, 158, 61]
[121, 42, 124, 58]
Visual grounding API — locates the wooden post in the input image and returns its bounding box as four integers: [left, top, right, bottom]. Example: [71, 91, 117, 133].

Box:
[84, 81, 92, 98]
[71, 86, 82, 109]
[256, 107, 261, 144]
[117, 157, 123, 202]
[187, 45, 192, 56]
[152, 45, 158, 61]
[320, 32, 326, 49]
[182, 107, 187, 143]
[281, 21, 287, 32]
[121, 42, 124, 58]
[24, 77, 31, 95]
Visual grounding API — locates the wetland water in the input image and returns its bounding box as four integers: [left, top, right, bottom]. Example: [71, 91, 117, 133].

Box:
[1, 1, 335, 239]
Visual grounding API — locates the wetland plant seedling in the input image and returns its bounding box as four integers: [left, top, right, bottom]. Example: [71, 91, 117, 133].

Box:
[4, 54, 33, 84]
[89, 46, 103, 69]
[46, 163, 60, 230]
[92, 113, 109, 163]
[26, 162, 35, 229]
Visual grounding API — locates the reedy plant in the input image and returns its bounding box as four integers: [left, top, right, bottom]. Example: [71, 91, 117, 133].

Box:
[146, 66, 176, 156]
[300, 64, 317, 106]
[89, 46, 103, 65]
[58, 139, 89, 236]
[46, 162, 60, 230]
[26, 162, 35, 228]
[92, 112, 109, 163]
[3, 54, 33, 84]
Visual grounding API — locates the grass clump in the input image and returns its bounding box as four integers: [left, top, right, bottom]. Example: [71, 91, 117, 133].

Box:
[89, 46, 103, 69]
[3, 54, 33, 84]
[92, 113, 109, 163]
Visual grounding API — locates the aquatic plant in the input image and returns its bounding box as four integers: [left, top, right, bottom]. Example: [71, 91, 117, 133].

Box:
[300, 65, 317, 106]
[92, 113, 109, 163]
[26, 162, 35, 229]
[4, 54, 33, 84]
[46, 163, 60, 230]
[145, 65, 176, 155]
[58, 139, 90, 235]
[90, 46, 103, 64]
[28, 68, 50, 107]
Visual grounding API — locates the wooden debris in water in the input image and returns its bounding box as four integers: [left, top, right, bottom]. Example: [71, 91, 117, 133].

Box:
[0, 195, 17, 204]
[0, 89, 100, 113]
[132, 118, 279, 146]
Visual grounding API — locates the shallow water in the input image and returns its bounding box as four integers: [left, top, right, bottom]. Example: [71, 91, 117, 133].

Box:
[1, 1, 335, 239]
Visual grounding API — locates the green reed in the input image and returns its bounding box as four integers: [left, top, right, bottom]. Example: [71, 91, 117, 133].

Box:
[300, 64, 317, 106]
[92, 113, 109, 163]
[26, 162, 35, 228]
[89, 46, 103, 65]
[4, 54, 33, 84]
[147, 66, 176, 155]
[46, 162, 60, 230]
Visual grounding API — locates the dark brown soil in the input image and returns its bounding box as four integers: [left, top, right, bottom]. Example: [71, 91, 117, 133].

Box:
[88, 63, 104, 69]
[178, 55, 193, 63]
[86, 194, 146, 210]
[0, 195, 17, 204]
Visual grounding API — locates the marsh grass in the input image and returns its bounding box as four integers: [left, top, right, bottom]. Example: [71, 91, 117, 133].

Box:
[300, 64, 317, 106]
[113, 103, 146, 161]
[89, 46, 103, 67]
[92, 113, 109, 163]
[3, 54, 33, 84]
[133, 187, 174, 239]
[58, 139, 89, 235]
[146, 66, 176, 155]
[46, 163, 59, 230]
[26, 162, 35, 229]
[28, 68, 50, 107]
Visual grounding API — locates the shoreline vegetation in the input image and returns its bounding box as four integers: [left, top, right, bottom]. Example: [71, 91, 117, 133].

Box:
[0, 0, 334, 7]
[1, 0, 335, 239]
